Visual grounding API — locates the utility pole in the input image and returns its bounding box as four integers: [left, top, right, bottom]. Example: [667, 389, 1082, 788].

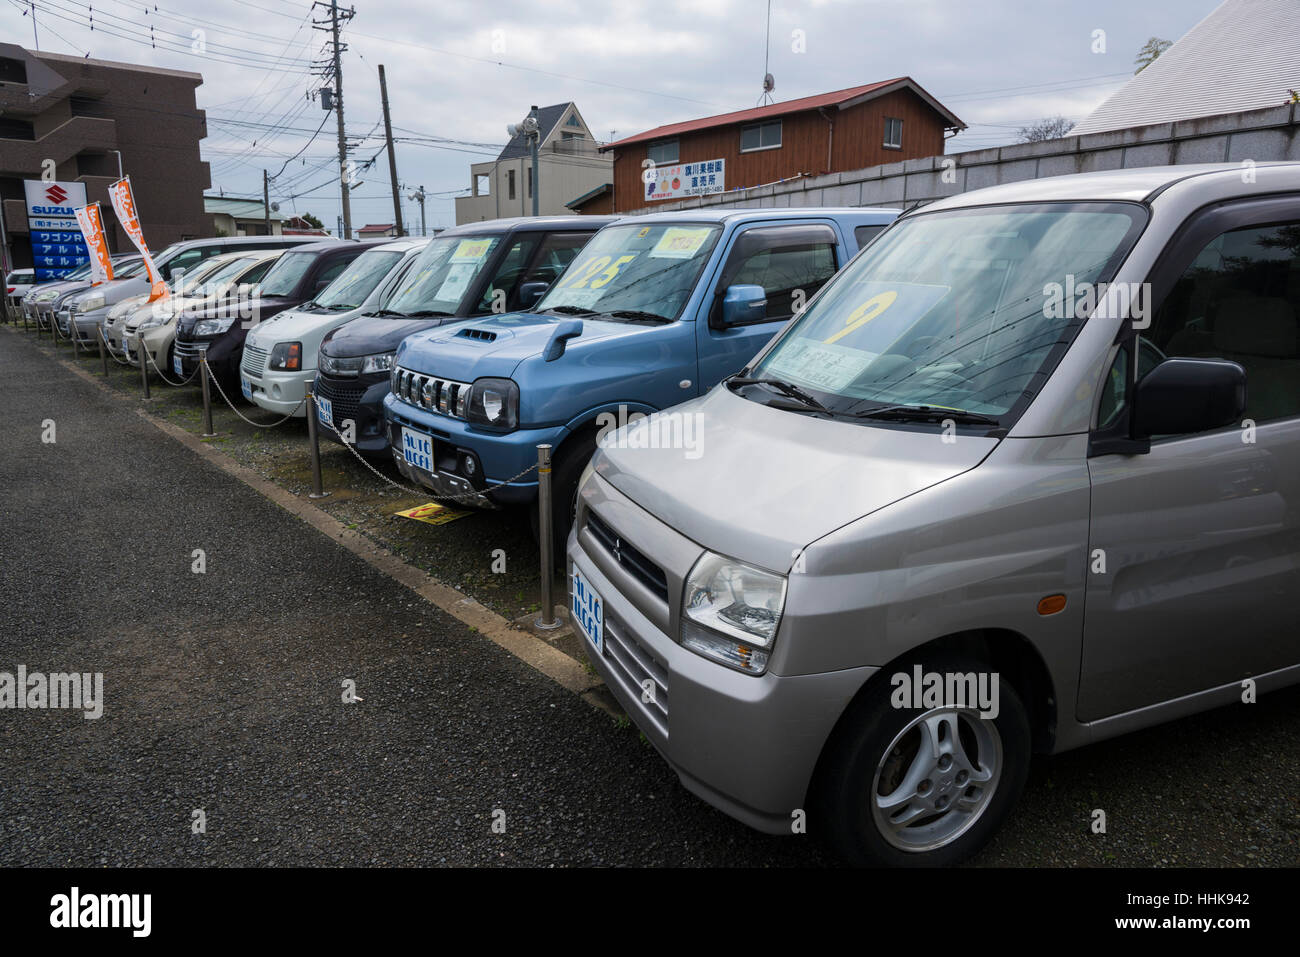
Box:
[407, 186, 426, 236]
[313, 0, 354, 239]
[262, 170, 272, 235]
[29, 2, 38, 49]
[378, 64, 403, 237]
[530, 104, 540, 217]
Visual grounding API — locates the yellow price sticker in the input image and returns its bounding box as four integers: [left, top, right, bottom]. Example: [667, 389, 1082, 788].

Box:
[451, 239, 492, 263]
[824, 290, 898, 345]
[559, 253, 636, 291]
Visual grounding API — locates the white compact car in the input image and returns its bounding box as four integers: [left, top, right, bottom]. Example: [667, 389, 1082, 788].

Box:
[5, 269, 36, 321]
[241, 237, 429, 417]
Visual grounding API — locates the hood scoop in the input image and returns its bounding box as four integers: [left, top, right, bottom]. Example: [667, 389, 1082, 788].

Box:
[457, 327, 498, 342]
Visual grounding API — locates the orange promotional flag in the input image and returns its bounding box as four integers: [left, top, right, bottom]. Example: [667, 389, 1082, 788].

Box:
[72, 203, 114, 285]
[107, 176, 169, 302]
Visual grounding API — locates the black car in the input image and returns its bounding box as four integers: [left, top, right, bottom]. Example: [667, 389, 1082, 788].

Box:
[313, 216, 614, 457]
[174, 239, 387, 388]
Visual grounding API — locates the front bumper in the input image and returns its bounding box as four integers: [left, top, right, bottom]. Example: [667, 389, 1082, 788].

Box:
[382, 392, 561, 506]
[174, 332, 240, 384]
[567, 472, 877, 834]
[314, 371, 392, 455]
[242, 362, 314, 417]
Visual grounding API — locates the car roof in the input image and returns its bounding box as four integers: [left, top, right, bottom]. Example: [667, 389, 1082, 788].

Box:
[628, 206, 899, 224]
[370, 237, 432, 253]
[439, 215, 620, 236]
[922, 162, 1300, 212]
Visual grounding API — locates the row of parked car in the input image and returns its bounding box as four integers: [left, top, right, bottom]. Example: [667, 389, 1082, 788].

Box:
[9, 163, 1300, 866]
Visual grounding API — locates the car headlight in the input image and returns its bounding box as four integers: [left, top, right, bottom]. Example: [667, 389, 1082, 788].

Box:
[193, 316, 236, 336]
[681, 552, 787, 675]
[465, 378, 519, 430]
[108, 298, 139, 320]
[269, 341, 303, 371]
[34, 289, 60, 303]
[76, 295, 106, 313]
[137, 313, 165, 331]
[361, 352, 395, 375]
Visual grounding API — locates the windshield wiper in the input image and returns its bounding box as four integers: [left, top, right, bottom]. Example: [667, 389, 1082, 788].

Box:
[546, 305, 596, 316]
[324, 303, 358, 311]
[402, 309, 454, 318]
[851, 404, 1001, 426]
[726, 376, 831, 414]
[604, 309, 670, 324]
[368, 308, 405, 318]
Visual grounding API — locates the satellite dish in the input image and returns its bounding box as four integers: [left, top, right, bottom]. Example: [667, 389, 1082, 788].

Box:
[763, 73, 775, 93]
[270, 202, 280, 212]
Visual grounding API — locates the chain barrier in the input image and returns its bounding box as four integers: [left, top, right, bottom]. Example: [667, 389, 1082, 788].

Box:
[306, 393, 540, 505]
[141, 343, 200, 387]
[204, 362, 306, 428]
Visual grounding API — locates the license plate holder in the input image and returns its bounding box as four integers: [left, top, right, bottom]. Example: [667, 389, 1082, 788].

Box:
[571, 565, 603, 655]
[400, 426, 433, 472]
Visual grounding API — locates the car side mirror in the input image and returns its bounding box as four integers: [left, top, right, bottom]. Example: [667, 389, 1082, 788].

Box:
[518, 281, 548, 309]
[1132, 358, 1246, 438]
[720, 284, 767, 327]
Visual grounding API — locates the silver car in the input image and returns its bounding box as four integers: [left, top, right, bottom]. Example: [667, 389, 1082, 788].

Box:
[567, 162, 1300, 865]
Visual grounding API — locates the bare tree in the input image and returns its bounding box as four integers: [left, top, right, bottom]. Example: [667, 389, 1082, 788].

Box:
[1016, 116, 1074, 143]
[1135, 37, 1172, 73]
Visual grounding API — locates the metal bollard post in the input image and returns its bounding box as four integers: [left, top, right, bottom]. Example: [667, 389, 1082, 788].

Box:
[200, 354, 216, 437]
[535, 443, 559, 629]
[305, 389, 330, 499]
[36, 312, 42, 339]
[136, 337, 150, 399]
[98, 325, 108, 376]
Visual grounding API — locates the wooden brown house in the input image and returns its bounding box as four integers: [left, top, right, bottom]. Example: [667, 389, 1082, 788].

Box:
[599, 77, 964, 213]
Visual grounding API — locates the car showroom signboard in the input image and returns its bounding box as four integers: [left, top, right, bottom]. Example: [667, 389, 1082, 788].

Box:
[24, 179, 91, 281]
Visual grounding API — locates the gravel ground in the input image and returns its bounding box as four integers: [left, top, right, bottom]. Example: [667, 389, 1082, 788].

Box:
[1, 324, 1297, 866]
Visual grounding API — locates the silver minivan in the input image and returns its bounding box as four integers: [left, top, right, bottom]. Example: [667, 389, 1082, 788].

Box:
[566, 162, 1300, 865]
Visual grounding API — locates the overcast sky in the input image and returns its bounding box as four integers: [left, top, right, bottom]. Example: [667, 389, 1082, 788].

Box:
[1, 0, 1223, 231]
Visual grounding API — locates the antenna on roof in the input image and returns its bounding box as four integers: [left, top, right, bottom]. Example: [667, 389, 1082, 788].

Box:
[759, 0, 775, 105]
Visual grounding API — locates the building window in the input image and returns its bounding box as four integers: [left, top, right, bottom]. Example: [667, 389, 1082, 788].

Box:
[884, 116, 903, 149]
[507, 169, 516, 200]
[566, 113, 582, 128]
[647, 139, 679, 165]
[527, 166, 533, 199]
[562, 131, 583, 141]
[475, 173, 490, 196]
[740, 120, 782, 153]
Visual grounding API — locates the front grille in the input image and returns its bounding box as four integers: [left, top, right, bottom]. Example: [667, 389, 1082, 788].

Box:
[242, 343, 269, 377]
[314, 375, 365, 427]
[173, 338, 206, 361]
[392, 365, 470, 419]
[586, 511, 669, 603]
[602, 612, 669, 731]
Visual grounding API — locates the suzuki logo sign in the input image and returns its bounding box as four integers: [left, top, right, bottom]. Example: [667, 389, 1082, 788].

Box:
[45, 184, 69, 204]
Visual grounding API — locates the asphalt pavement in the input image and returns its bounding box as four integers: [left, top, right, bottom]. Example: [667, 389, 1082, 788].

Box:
[0, 326, 1296, 866]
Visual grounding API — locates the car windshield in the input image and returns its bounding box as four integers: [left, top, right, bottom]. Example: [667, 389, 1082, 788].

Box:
[382, 234, 503, 316]
[7, 272, 35, 283]
[171, 258, 235, 295]
[190, 257, 257, 297]
[536, 222, 722, 322]
[256, 250, 316, 298]
[59, 264, 94, 281]
[750, 202, 1145, 421]
[313, 249, 402, 309]
[115, 259, 146, 278]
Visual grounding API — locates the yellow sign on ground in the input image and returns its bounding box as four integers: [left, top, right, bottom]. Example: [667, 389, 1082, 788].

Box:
[394, 502, 471, 525]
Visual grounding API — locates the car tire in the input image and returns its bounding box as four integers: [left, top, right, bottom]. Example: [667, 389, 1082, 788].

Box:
[529, 428, 598, 554]
[814, 653, 1031, 867]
